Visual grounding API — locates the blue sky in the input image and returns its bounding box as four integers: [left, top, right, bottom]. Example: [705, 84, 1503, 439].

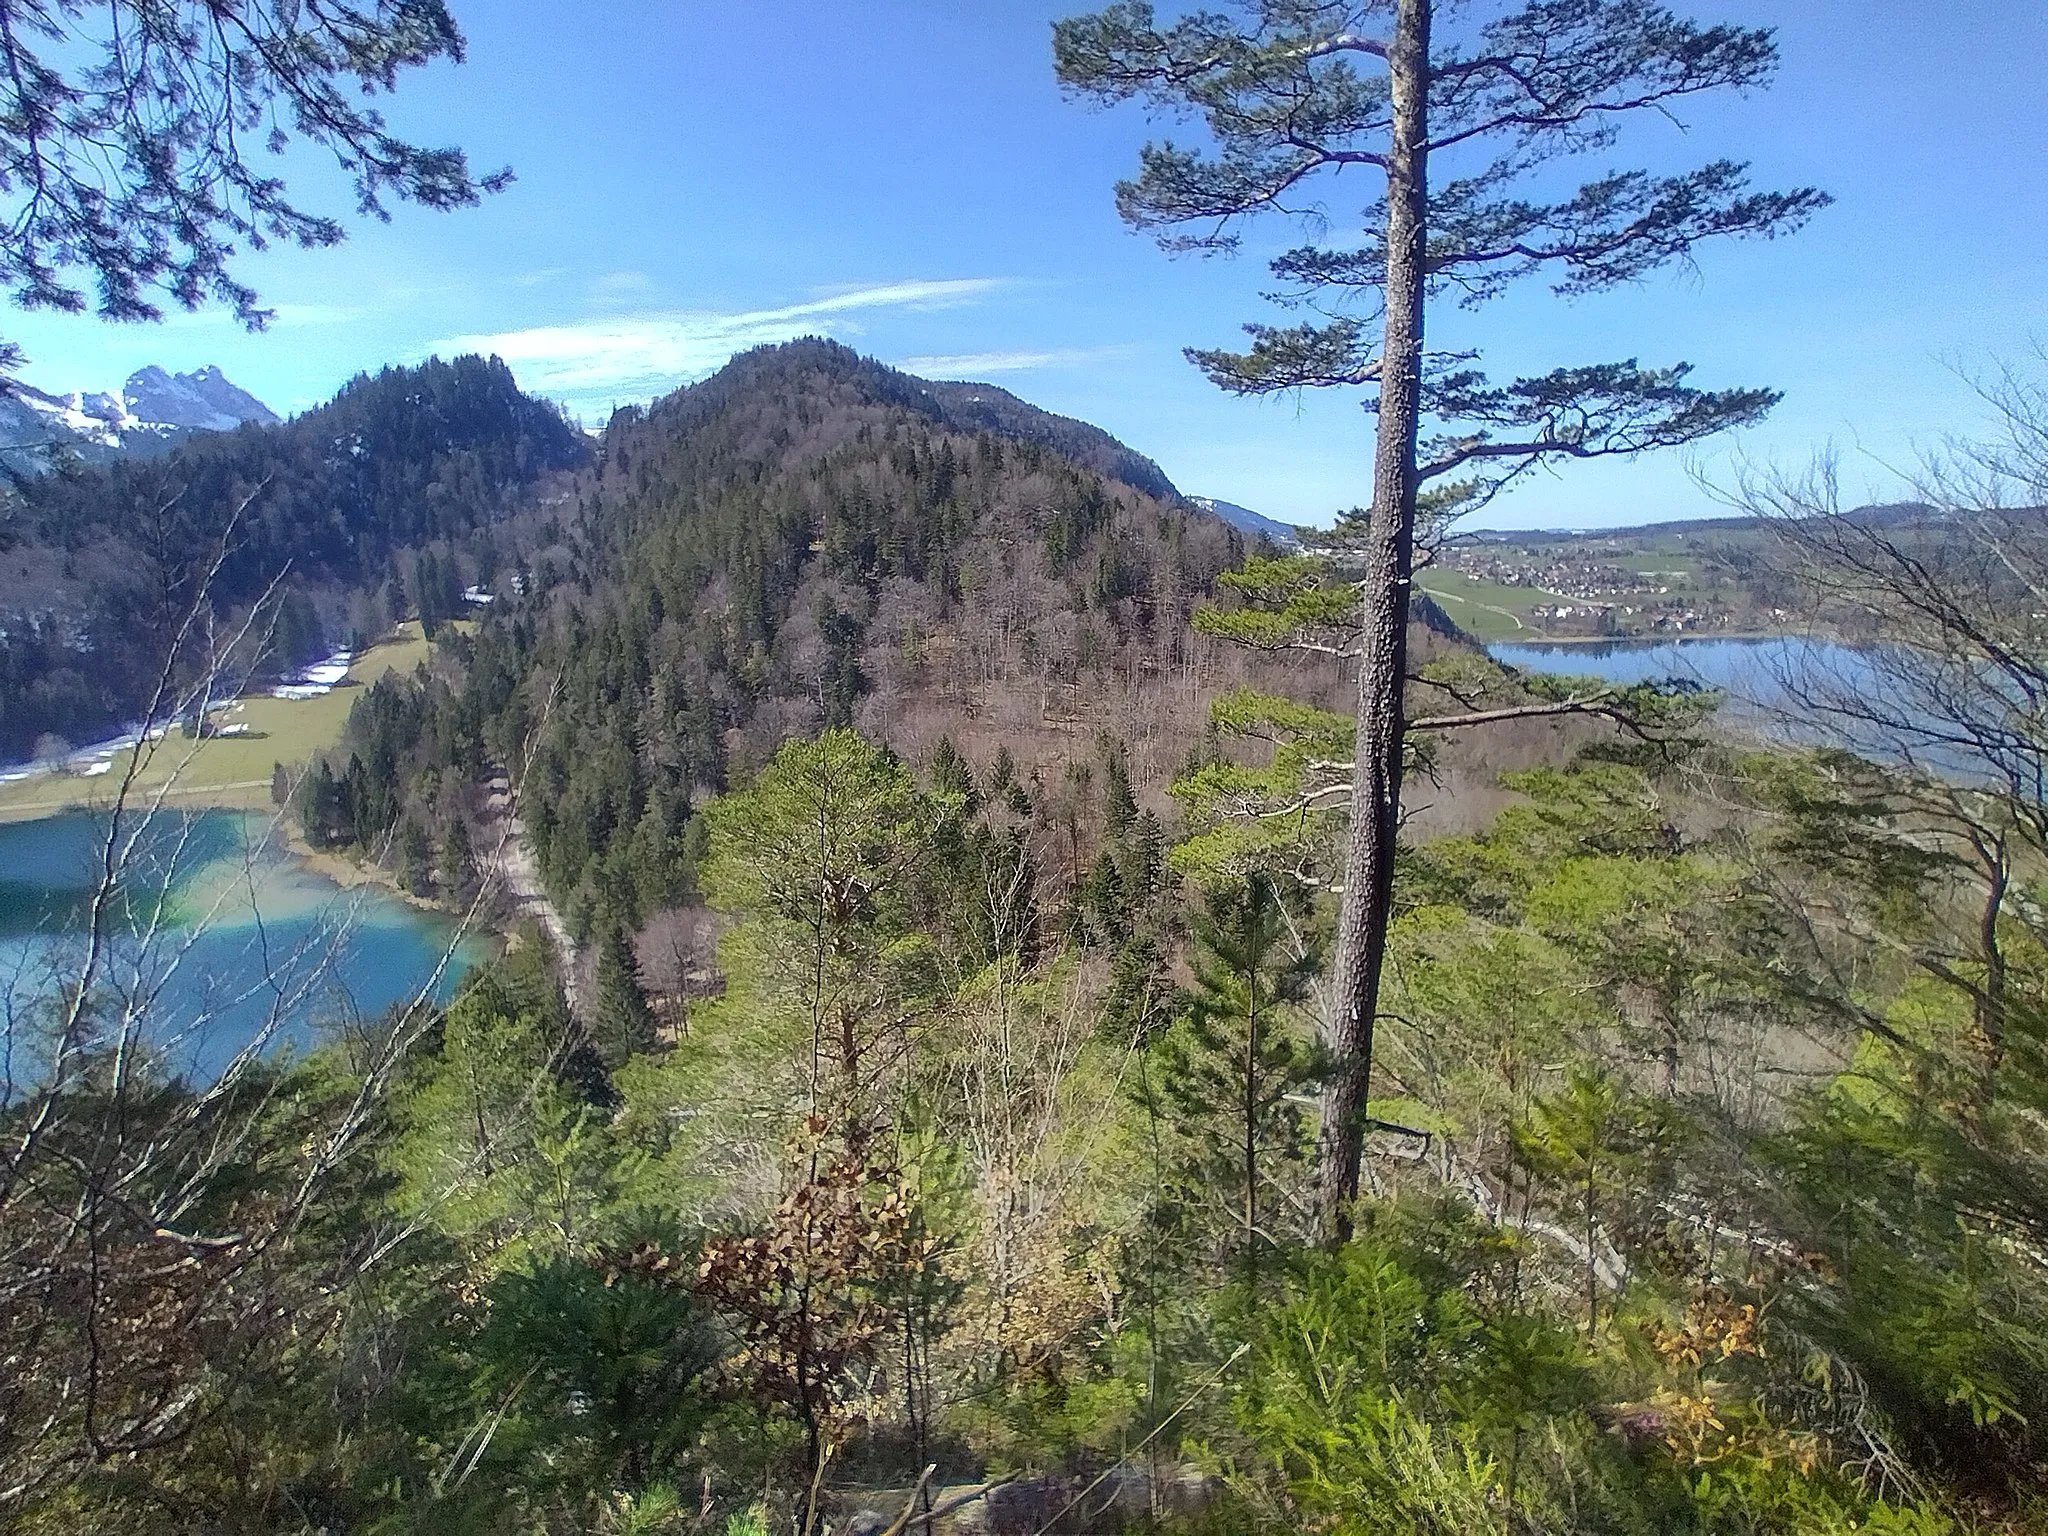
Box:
[6, 0, 2045, 529]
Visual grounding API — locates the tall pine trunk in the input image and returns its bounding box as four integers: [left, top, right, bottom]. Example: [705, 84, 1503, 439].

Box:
[1316, 0, 1430, 1242]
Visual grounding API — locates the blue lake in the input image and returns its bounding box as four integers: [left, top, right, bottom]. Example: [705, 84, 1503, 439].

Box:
[1487, 635, 1886, 728]
[0, 810, 485, 1079]
[1484, 634, 1995, 775]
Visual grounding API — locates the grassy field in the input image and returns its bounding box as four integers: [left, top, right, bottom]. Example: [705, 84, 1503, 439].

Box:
[0, 624, 438, 824]
[1414, 567, 1561, 641]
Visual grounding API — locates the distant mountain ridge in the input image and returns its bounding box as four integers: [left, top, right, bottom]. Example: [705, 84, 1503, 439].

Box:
[916, 377, 1179, 501]
[123, 365, 279, 433]
[0, 354, 584, 760]
[352, 337, 1277, 917]
[1186, 495, 1299, 546]
[0, 364, 279, 473]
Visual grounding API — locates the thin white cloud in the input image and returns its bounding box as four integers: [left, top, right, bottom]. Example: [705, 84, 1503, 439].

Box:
[159, 300, 366, 330]
[589, 269, 657, 305]
[434, 278, 1004, 408]
[270, 302, 369, 327]
[896, 346, 1114, 378]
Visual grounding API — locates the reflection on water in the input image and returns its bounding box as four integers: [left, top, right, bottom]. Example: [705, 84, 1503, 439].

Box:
[0, 809, 484, 1079]
[1487, 635, 1885, 726]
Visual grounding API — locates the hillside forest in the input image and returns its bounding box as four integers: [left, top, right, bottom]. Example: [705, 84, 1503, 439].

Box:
[7, 0, 2048, 1525]
[4, 325, 2048, 1536]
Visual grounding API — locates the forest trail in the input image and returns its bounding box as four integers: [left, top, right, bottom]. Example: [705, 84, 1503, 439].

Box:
[480, 769, 582, 1015]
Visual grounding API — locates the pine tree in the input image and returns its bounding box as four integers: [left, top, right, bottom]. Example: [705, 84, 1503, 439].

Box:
[1159, 873, 1321, 1289]
[593, 918, 657, 1067]
[1058, 0, 1827, 1237]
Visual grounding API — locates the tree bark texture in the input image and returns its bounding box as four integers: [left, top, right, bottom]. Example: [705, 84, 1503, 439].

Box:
[1316, 0, 1430, 1242]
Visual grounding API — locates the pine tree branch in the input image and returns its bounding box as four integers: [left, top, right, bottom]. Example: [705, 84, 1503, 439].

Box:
[1407, 691, 1622, 731]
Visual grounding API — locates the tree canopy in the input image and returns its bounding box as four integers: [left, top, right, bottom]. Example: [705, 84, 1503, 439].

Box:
[0, 0, 507, 351]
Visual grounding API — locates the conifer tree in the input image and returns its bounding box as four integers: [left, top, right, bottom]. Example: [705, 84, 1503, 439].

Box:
[929, 735, 979, 812]
[297, 759, 340, 846]
[593, 919, 657, 1066]
[1057, 0, 1826, 1234]
[0, 0, 507, 370]
[1100, 736, 1138, 839]
[414, 553, 447, 639]
[441, 813, 476, 901]
[1160, 873, 1321, 1288]
[398, 816, 434, 896]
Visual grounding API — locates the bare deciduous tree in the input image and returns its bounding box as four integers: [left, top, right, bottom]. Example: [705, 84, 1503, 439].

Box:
[0, 499, 493, 1509]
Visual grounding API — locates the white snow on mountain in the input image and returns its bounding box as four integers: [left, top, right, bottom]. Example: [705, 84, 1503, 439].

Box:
[0, 364, 279, 471]
[124, 363, 279, 434]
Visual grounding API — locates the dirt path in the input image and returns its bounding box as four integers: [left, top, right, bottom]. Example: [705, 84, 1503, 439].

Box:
[1416, 580, 1528, 633]
[479, 770, 582, 1015]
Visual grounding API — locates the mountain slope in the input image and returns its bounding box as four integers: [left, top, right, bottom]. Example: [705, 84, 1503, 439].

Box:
[324, 339, 1334, 928]
[917, 377, 1178, 499]
[0, 365, 280, 475]
[123, 365, 280, 434]
[1187, 494, 1298, 545]
[0, 355, 586, 760]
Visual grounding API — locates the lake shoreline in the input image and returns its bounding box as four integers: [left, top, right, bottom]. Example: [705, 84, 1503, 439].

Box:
[0, 623, 442, 826]
[283, 832, 461, 920]
[0, 809, 489, 1064]
[1488, 628, 1838, 649]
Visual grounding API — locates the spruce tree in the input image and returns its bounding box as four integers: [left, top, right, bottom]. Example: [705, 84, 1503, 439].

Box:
[593, 918, 657, 1067]
[928, 735, 978, 811]
[414, 553, 445, 639]
[398, 817, 434, 896]
[1100, 737, 1138, 839]
[297, 759, 339, 846]
[440, 814, 476, 902]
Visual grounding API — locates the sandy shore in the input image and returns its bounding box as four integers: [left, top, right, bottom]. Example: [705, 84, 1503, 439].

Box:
[283, 833, 459, 917]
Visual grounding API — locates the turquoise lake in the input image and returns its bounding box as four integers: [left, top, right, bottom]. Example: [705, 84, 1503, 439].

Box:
[0, 810, 485, 1078]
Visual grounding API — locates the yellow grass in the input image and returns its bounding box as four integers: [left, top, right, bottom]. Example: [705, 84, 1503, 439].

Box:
[0, 623, 444, 824]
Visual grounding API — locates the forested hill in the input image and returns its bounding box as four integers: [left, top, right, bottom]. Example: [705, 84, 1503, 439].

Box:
[0, 355, 586, 759]
[325, 338, 1293, 936]
[602, 338, 1179, 498]
[917, 374, 1178, 498]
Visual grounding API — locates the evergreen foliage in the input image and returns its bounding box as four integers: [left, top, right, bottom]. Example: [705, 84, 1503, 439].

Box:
[17, 724, 2048, 1534]
[1155, 873, 1321, 1285]
[1057, 0, 1827, 1236]
[312, 339, 1238, 930]
[594, 918, 658, 1066]
[0, 354, 585, 759]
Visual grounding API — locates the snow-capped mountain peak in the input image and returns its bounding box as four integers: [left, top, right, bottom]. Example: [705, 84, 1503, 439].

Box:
[1, 365, 278, 471]
[124, 364, 280, 434]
